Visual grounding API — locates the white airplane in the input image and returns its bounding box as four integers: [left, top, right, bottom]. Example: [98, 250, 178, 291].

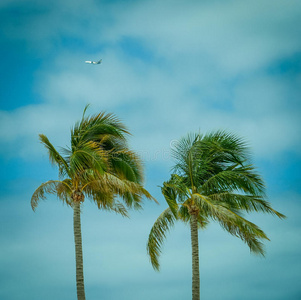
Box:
[85, 59, 102, 65]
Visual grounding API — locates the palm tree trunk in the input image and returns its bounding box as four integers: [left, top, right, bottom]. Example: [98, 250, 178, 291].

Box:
[73, 201, 86, 300]
[190, 213, 200, 300]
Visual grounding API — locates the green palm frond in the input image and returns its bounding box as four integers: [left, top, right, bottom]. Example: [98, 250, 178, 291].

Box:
[87, 184, 132, 216]
[98, 199, 129, 217]
[178, 205, 190, 222]
[215, 207, 268, 255]
[193, 193, 268, 255]
[110, 201, 129, 217]
[82, 172, 156, 208]
[72, 109, 129, 149]
[171, 133, 201, 175]
[39, 134, 69, 178]
[31, 180, 72, 211]
[197, 214, 209, 229]
[209, 192, 286, 219]
[69, 141, 108, 176]
[81, 177, 112, 196]
[86, 178, 146, 210]
[121, 192, 143, 210]
[147, 208, 177, 271]
[56, 179, 73, 206]
[167, 174, 191, 193]
[102, 173, 155, 200]
[201, 130, 251, 164]
[201, 165, 266, 196]
[161, 183, 179, 217]
[89, 189, 115, 208]
[110, 149, 144, 184]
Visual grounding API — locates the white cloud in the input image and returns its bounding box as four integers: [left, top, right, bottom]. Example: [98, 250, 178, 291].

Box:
[0, 104, 80, 159]
[1, 1, 300, 300]
[101, 0, 301, 74]
[0, 0, 300, 162]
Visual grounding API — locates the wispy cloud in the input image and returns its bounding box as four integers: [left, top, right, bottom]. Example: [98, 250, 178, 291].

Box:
[1, 0, 300, 161]
[0, 1, 300, 299]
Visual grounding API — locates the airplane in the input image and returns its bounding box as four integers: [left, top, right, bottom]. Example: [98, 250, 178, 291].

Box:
[85, 59, 102, 65]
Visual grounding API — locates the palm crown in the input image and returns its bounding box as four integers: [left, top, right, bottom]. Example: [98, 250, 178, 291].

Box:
[147, 131, 285, 270]
[31, 106, 154, 215]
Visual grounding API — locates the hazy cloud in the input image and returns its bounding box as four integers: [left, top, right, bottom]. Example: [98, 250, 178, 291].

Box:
[0, 1, 300, 300]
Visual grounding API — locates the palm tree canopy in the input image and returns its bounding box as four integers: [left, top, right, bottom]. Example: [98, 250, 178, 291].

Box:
[31, 106, 155, 215]
[147, 130, 285, 270]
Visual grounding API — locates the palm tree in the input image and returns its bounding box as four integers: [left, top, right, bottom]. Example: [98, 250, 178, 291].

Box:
[31, 107, 155, 300]
[147, 131, 285, 300]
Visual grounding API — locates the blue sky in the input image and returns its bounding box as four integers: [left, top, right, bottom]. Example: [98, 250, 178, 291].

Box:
[0, 0, 300, 299]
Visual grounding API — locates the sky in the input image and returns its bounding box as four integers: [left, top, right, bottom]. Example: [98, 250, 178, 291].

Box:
[0, 0, 300, 299]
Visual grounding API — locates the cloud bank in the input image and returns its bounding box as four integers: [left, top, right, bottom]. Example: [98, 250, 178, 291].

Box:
[0, 1, 300, 300]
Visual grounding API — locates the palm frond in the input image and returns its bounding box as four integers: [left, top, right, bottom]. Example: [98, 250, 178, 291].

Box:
[147, 208, 177, 271]
[161, 181, 180, 217]
[110, 201, 129, 217]
[82, 173, 157, 208]
[178, 205, 190, 222]
[193, 193, 269, 255]
[39, 134, 69, 177]
[110, 149, 144, 184]
[88, 188, 115, 208]
[121, 192, 143, 210]
[201, 165, 266, 196]
[57, 179, 73, 206]
[71, 110, 130, 149]
[69, 141, 108, 176]
[216, 207, 268, 255]
[164, 174, 191, 199]
[209, 192, 286, 219]
[99, 199, 129, 217]
[171, 133, 200, 172]
[102, 173, 155, 201]
[31, 180, 72, 211]
[201, 130, 251, 164]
